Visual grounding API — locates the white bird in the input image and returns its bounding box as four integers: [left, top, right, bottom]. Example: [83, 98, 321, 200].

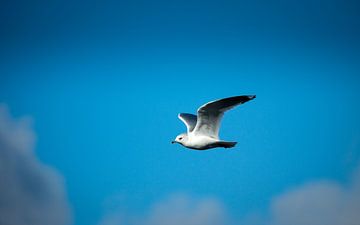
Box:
[172, 95, 256, 150]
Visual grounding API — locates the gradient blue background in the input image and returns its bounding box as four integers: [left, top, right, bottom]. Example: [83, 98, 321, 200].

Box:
[1, 0, 360, 224]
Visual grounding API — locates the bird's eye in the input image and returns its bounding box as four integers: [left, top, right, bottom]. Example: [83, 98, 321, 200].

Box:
[179, 137, 183, 140]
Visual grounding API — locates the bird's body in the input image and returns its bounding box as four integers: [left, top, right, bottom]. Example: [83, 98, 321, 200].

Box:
[175, 133, 236, 150]
[172, 95, 256, 150]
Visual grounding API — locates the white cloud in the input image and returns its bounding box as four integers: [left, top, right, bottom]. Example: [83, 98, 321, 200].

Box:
[98, 193, 228, 225]
[98, 213, 124, 225]
[144, 194, 227, 225]
[238, 165, 360, 225]
[268, 167, 360, 225]
[0, 104, 72, 225]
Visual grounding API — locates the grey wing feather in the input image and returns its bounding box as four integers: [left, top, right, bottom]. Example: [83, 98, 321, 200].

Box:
[193, 95, 256, 138]
[178, 113, 197, 133]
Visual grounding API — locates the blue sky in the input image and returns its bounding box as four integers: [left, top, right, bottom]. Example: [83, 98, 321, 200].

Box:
[1, 0, 360, 225]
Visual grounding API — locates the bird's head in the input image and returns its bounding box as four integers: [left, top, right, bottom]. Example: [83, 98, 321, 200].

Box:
[171, 133, 188, 145]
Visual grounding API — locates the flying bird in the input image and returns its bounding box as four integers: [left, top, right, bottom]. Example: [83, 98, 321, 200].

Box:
[172, 95, 256, 150]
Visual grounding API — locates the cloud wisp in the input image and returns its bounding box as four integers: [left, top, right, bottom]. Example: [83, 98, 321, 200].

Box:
[0, 104, 72, 225]
[268, 167, 360, 225]
[98, 193, 228, 225]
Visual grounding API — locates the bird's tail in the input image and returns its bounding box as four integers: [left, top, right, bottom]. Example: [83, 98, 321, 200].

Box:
[217, 141, 237, 148]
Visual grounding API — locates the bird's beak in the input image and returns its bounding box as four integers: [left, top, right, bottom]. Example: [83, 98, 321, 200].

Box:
[171, 141, 176, 144]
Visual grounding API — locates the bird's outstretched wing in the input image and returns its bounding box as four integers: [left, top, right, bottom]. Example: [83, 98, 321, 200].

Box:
[178, 113, 197, 133]
[192, 95, 256, 138]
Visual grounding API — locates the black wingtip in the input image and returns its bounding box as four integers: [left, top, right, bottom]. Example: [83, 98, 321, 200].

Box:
[249, 95, 256, 100]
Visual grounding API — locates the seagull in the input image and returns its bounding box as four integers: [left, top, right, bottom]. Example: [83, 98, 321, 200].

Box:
[172, 95, 256, 150]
